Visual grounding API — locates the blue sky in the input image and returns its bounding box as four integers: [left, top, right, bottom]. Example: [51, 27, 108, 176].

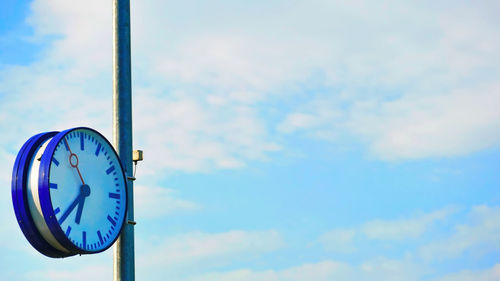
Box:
[1, 0, 499, 280]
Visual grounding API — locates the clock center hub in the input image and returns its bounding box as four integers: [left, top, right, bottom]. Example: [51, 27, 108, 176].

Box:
[81, 184, 91, 197]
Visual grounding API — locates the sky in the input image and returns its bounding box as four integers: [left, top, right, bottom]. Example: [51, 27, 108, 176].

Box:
[0, 0, 499, 280]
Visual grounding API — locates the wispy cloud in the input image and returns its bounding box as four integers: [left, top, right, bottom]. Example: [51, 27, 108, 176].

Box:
[3, 0, 282, 176]
[185, 261, 352, 281]
[135, 185, 199, 219]
[347, 84, 500, 160]
[3, 0, 499, 175]
[273, 1, 500, 160]
[1, 1, 499, 280]
[362, 207, 456, 240]
[25, 263, 111, 281]
[182, 257, 423, 281]
[319, 228, 357, 253]
[22, 251, 113, 281]
[320, 207, 456, 252]
[431, 263, 500, 281]
[134, 92, 281, 174]
[419, 205, 500, 261]
[317, 204, 500, 280]
[137, 230, 284, 278]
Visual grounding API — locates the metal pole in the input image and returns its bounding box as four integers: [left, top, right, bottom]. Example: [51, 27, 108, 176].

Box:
[113, 0, 134, 280]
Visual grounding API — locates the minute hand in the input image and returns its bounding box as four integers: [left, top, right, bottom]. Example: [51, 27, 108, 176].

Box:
[58, 194, 82, 225]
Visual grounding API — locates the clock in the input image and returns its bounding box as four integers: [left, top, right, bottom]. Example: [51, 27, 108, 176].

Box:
[12, 127, 128, 258]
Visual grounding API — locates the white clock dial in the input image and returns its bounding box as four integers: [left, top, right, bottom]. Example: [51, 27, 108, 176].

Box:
[47, 128, 127, 252]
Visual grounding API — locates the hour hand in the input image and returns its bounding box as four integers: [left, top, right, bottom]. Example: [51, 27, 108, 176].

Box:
[75, 184, 91, 224]
[75, 197, 85, 224]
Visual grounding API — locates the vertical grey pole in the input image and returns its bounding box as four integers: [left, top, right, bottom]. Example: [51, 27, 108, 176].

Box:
[113, 0, 135, 281]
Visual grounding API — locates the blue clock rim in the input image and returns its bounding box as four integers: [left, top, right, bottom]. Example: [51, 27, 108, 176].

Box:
[38, 127, 128, 255]
[11, 131, 73, 258]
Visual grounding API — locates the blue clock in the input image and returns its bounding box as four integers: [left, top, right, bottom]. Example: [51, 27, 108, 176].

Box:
[12, 127, 128, 258]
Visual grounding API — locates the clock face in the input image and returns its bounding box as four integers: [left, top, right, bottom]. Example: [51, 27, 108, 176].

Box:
[39, 128, 127, 253]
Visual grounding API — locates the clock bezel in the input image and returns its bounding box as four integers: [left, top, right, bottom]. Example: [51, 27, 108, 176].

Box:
[38, 127, 128, 255]
[11, 131, 72, 258]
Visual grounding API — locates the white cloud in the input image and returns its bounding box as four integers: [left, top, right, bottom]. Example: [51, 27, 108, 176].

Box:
[136, 230, 284, 279]
[146, 33, 326, 93]
[138, 230, 284, 266]
[419, 205, 500, 261]
[135, 185, 199, 219]
[133, 92, 281, 174]
[0, 0, 283, 176]
[3, 0, 499, 174]
[25, 263, 111, 281]
[27, 0, 112, 74]
[432, 263, 500, 281]
[319, 228, 357, 253]
[187, 261, 352, 281]
[134, 204, 498, 281]
[358, 257, 423, 281]
[319, 207, 456, 250]
[277, 96, 344, 140]
[21, 250, 114, 281]
[361, 207, 455, 240]
[348, 84, 500, 160]
[274, 1, 500, 160]
[319, 204, 500, 274]
[2, 1, 499, 281]
[184, 257, 423, 281]
[280, 82, 500, 160]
